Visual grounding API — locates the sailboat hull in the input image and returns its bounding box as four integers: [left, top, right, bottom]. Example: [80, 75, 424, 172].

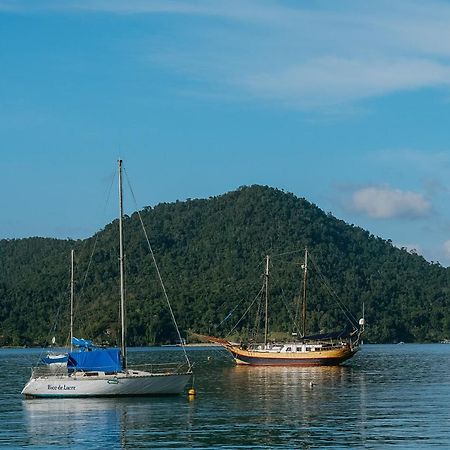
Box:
[192, 334, 359, 367]
[22, 371, 191, 398]
[229, 346, 358, 366]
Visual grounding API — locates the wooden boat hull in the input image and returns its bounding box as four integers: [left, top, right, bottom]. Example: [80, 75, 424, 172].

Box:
[22, 371, 191, 398]
[192, 334, 358, 366]
[228, 345, 357, 366]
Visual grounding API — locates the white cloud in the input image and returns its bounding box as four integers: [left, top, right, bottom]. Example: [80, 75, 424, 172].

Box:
[351, 186, 431, 219]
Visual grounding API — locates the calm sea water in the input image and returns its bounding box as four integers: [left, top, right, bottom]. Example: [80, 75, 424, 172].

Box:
[1, 344, 450, 449]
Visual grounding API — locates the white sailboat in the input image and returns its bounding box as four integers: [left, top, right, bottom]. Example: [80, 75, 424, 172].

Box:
[22, 160, 192, 397]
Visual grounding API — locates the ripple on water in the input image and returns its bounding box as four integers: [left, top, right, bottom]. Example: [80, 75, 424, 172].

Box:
[2, 344, 450, 448]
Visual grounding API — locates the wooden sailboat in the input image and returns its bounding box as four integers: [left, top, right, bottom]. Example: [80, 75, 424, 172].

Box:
[196, 249, 364, 366]
[22, 160, 192, 397]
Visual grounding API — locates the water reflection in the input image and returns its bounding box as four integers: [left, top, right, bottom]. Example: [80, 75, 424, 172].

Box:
[12, 345, 450, 448]
[204, 364, 369, 448]
[23, 396, 194, 449]
[24, 398, 122, 447]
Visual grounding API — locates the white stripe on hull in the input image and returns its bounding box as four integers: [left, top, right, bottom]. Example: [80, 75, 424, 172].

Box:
[22, 372, 191, 397]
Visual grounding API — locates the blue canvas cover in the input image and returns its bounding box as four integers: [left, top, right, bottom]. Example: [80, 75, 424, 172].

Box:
[72, 336, 94, 350]
[67, 348, 122, 372]
[42, 354, 68, 365]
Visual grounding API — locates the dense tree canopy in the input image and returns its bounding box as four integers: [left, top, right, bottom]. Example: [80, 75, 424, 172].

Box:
[1, 185, 449, 346]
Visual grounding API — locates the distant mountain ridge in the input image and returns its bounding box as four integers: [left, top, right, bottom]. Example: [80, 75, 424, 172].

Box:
[1, 185, 449, 346]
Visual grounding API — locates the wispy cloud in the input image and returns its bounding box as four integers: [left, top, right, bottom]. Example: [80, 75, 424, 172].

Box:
[3, 0, 450, 110]
[242, 57, 450, 108]
[350, 186, 431, 219]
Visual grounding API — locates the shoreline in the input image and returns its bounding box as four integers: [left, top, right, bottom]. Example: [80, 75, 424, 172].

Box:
[0, 342, 222, 349]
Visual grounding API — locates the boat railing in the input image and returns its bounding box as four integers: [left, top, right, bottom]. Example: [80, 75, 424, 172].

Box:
[31, 365, 69, 379]
[31, 361, 192, 378]
[128, 362, 192, 374]
[246, 339, 352, 352]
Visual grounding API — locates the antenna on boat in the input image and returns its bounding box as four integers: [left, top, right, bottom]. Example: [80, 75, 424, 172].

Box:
[118, 159, 127, 371]
[70, 249, 74, 352]
[301, 247, 308, 338]
[264, 255, 270, 347]
[359, 302, 365, 333]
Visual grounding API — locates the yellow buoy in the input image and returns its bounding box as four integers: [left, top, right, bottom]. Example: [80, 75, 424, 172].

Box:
[188, 388, 196, 397]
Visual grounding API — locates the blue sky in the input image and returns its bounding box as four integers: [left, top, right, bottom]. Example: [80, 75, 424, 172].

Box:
[1, 0, 450, 265]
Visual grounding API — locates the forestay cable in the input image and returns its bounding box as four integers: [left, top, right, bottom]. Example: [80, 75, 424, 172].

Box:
[124, 167, 191, 369]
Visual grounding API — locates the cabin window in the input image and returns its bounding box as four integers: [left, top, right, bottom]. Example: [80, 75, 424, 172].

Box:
[286, 347, 292, 351]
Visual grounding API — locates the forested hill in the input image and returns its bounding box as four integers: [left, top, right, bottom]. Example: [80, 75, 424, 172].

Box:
[1, 185, 449, 347]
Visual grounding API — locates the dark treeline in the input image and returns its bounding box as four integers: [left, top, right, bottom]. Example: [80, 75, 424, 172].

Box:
[1, 185, 449, 347]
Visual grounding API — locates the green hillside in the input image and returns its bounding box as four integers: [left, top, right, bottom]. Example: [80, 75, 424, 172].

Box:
[1, 185, 449, 346]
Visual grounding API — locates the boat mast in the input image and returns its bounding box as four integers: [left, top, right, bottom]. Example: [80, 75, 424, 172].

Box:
[264, 255, 270, 347]
[301, 247, 308, 338]
[118, 159, 127, 370]
[70, 249, 74, 352]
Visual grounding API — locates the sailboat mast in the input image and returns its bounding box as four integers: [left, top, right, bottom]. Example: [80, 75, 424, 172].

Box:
[264, 255, 270, 347]
[70, 249, 74, 352]
[118, 159, 127, 370]
[301, 248, 308, 338]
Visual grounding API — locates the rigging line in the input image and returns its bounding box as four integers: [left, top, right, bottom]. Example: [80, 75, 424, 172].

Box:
[75, 171, 117, 339]
[278, 284, 302, 335]
[254, 256, 273, 340]
[270, 248, 307, 259]
[308, 252, 358, 328]
[217, 296, 247, 328]
[269, 267, 302, 335]
[226, 283, 265, 338]
[79, 170, 116, 297]
[293, 265, 303, 330]
[317, 270, 357, 326]
[315, 272, 357, 328]
[74, 233, 99, 338]
[216, 260, 265, 328]
[44, 256, 73, 347]
[35, 287, 67, 368]
[124, 168, 191, 369]
[252, 286, 264, 341]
